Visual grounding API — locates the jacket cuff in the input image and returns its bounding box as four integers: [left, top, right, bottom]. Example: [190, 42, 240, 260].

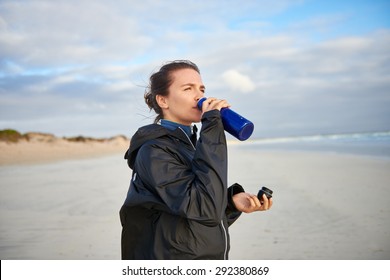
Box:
[201, 109, 220, 119]
[227, 183, 245, 212]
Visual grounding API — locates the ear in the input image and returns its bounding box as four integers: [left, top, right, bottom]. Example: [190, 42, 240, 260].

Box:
[156, 95, 169, 109]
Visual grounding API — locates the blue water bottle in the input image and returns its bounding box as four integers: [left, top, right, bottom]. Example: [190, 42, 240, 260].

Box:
[197, 97, 254, 141]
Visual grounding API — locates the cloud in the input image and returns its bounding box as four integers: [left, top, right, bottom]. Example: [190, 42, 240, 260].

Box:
[0, 0, 389, 138]
[0, 0, 151, 67]
[104, 81, 136, 92]
[221, 69, 256, 93]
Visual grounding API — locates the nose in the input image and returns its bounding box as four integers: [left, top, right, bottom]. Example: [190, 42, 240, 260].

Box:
[195, 92, 204, 102]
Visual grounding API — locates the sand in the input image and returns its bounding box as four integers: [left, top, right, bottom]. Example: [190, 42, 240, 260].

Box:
[227, 147, 390, 259]
[0, 136, 129, 166]
[0, 141, 389, 259]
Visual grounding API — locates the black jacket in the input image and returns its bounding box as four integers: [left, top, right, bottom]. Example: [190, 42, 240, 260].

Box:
[120, 110, 244, 260]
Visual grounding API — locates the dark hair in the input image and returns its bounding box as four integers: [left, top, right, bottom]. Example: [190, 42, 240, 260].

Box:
[144, 60, 200, 123]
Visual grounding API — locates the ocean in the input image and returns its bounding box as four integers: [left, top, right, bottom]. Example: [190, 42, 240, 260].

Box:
[230, 131, 390, 158]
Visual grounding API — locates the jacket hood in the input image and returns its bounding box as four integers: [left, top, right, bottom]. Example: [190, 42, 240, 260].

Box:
[124, 124, 192, 169]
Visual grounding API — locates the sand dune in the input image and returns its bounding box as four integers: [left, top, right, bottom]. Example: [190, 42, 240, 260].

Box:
[0, 132, 129, 166]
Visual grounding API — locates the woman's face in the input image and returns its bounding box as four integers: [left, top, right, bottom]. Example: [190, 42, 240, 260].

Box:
[161, 68, 205, 125]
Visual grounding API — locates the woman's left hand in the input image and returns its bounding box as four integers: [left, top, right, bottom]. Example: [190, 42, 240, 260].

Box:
[232, 192, 273, 213]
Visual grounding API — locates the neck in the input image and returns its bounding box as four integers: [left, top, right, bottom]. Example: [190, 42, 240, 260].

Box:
[160, 119, 193, 137]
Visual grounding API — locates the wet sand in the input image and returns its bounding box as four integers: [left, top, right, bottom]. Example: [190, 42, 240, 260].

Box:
[0, 143, 389, 259]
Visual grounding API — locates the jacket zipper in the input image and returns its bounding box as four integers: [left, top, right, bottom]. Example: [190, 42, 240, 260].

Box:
[178, 127, 196, 150]
[180, 127, 228, 259]
[221, 220, 228, 260]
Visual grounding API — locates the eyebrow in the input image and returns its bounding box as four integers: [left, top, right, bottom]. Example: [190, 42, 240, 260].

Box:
[181, 83, 205, 89]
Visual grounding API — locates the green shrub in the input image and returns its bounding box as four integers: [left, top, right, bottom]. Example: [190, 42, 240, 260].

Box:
[0, 129, 24, 142]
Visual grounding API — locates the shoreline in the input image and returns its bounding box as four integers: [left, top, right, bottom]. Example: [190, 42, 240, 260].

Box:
[1, 128, 389, 166]
[2, 137, 390, 167]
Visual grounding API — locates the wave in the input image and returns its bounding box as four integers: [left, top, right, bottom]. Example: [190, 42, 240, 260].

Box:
[249, 131, 390, 145]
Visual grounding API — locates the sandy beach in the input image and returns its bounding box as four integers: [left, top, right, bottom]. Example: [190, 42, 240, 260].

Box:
[0, 134, 129, 166]
[227, 147, 390, 259]
[0, 140, 389, 259]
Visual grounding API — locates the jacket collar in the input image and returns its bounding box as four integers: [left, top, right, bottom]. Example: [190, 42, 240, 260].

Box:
[124, 123, 196, 169]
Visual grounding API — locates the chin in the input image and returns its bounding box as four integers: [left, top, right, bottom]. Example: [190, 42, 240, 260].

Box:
[192, 116, 202, 123]
[188, 113, 202, 124]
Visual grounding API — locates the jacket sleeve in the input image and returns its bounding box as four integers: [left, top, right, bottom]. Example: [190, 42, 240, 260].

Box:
[226, 183, 244, 226]
[131, 110, 228, 226]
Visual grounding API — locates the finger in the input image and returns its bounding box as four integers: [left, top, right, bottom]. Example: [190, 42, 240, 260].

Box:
[206, 98, 230, 111]
[201, 97, 214, 108]
[261, 194, 269, 210]
[268, 198, 273, 209]
[252, 195, 262, 208]
[215, 99, 230, 110]
[247, 195, 257, 209]
[202, 98, 212, 109]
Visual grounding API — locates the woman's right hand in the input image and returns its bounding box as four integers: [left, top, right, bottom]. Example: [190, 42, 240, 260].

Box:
[200, 97, 230, 113]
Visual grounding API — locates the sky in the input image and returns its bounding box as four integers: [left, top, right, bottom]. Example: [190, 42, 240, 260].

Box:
[0, 0, 389, 139]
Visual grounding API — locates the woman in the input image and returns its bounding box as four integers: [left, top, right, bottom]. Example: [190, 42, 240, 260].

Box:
[120, 60, 272, 260]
